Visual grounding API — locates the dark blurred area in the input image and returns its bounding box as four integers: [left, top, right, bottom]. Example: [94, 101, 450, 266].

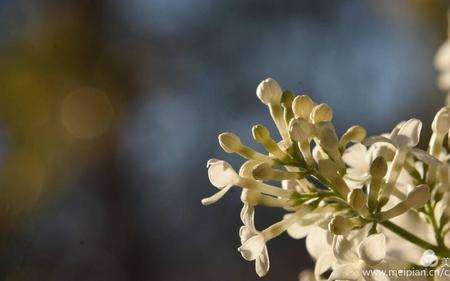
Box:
[0, 0, 447, 280]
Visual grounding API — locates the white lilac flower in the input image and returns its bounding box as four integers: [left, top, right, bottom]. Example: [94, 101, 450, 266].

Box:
[303, 227, 334, 281]
[286, 205, 335, 236]
[201, 159, 292, 206]
[430, 107, 450, 158]
[328, 234, 387, 281]
[238, 203, 270, 277]
[365, 119, 440, 204]
[203, 73, 450, 279]
[238, 205, 312, 276]
[342, 143, 372, 188]
[379, 184, 430, 221]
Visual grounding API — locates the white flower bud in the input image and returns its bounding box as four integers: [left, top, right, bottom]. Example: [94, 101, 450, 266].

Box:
[292, 95, 314, 119]
[317, 123, 339, 152]
[252, 124, 271, 143]
[218, 132, 243, 153]
[252, 163, 273, 180]
[256, 78, 283, 105]
[432, 107, 450, 135]
[339, 125, 367, 148]
[318, 159, 350, 196]
[347, 189, 370, 218]
[369, 156, 388, 179]
[328, 215, 353, 235]
[252, 162, 304, 181]
[310, 103, 333, 124]
[289, 118, 315, 143]
[239, 160, 261, 179]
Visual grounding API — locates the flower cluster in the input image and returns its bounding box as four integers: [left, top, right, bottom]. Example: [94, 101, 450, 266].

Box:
[202, 77, 450, 280]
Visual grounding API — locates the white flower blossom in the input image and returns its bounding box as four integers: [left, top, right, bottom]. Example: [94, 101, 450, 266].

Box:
[203, 71, 450, 279]
[329, 234, 387, 281]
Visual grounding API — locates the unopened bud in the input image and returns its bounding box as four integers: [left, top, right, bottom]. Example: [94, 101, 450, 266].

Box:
[219, 132, 243, 153]
[370, 157, 388, 179]
[292, 95, 314, 119]
[239, 160, 261, 179]
[317, 123, 339, 151]
[311, 103, 333, 124]
[289, 118, 314, 143]
[339, 126, 367, 148]
[433, 189, 444, 203]
[432, 107, 450, 135]
[252, 163, 273, 180]
[252, 125, 271, 143]
[281, 90, 294, 109]
[256, 78, 283, 105]
[253, 162, 304, 181]
[328, 215, 353, 235]
[319, 159, 349, 196]
[347, 189, 370, 218]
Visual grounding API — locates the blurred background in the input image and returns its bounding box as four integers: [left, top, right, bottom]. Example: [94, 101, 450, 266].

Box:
[0, 0, 448, 280]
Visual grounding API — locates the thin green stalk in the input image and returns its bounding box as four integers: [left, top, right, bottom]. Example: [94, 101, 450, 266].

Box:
[381, 220, 450, 257]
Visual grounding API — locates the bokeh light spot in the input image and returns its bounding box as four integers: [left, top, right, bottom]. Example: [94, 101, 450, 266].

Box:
[61, 87, 114, 139]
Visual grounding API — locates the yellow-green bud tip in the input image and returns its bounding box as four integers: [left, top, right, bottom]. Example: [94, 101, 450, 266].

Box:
[370, 156, 388, 179]
[218, 132, 242, 153]
[252, 125, 271, 143]
[252, 162, 273, 180]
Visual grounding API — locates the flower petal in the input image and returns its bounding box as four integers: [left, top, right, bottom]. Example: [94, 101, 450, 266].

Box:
[343, 143, 369, 171]
[208, 160, 239, 188]
[201, 185, 232, 205]
[240, 203, 255, 226]
[395, 119, 422, 148]
[299, 270, 316, 281]
[409, 148, 442, 166]
[306, 227, 333, 260]
[333, 235, 359, 263]
[286, 221, 312, 239]
[239, 160, 262, 178]
[358, 233, 386, 266]
[238, 234, 265, 261]
[239, 225, 255, 244]
[255, 246, 270, 277]
[328, 263, 361, 281]
[315, 252, 333, 280]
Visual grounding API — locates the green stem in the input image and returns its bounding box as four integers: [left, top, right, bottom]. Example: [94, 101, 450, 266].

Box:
[426, 203, 444, 247]
[381, 220, 450, 257]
